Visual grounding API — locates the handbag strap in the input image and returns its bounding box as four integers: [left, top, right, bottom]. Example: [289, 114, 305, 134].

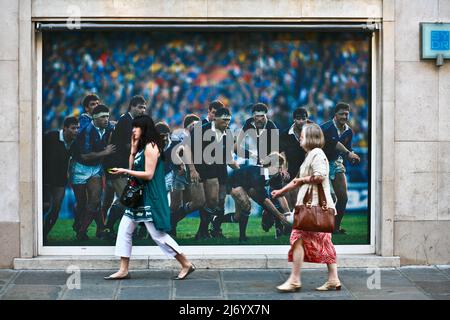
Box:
[317, 182, 328, 209]
[303, 185, 313, 205]
[302, 179, 328, 209]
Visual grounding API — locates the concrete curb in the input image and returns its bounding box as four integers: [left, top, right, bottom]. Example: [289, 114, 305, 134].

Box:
[13, 254, 401, 270]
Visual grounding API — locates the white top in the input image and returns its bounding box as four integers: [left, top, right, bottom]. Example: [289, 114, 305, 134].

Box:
[288, 124, 300, 142]
[295, 148, 336, 211]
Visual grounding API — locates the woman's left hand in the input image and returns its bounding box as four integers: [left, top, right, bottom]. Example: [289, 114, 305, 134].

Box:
[271, 189, 283, 198]
[108, 167, 128, 175]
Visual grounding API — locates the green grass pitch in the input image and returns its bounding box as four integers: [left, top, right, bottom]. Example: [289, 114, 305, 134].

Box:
[44, 212, 369, 246]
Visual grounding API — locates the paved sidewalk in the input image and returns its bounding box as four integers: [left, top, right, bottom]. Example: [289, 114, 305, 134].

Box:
[0, 266, 449, 300]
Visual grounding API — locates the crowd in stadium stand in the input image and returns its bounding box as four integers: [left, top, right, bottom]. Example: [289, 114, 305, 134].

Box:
[43, 31, 370, 177]
[41, 31, 372, 242]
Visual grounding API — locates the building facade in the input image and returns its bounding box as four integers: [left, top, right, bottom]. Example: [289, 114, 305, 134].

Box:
[1, 0, 449, 268]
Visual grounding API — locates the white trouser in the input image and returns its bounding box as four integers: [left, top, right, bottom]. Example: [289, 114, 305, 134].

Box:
[115, 215, 182, 258]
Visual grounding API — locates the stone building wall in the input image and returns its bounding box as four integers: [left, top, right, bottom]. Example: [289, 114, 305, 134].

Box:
[0, 0, 449, 267]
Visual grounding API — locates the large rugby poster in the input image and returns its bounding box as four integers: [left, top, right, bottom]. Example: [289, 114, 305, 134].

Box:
[42, 31, 371, 246]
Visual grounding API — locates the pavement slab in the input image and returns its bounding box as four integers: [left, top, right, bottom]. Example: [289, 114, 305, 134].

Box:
[292, 292, 355, 300]
[224, 280, 284, 294]
[1, 285, 62, 300]
[436, 266, 450, 278]
[0, 266, 448, 300]
[13, 271, 69, 286]
[176, 297, 226, 300]
[430, 294, 450, 300]
[185, 270, 221, 280]
[116, 270, 172, 287]
[412, 281, 450, 295]
[117, 286, 171, 300]
[227, 293, 297, 300]
[398, 266, 449, 282]
[222, 270, 283, 282]
[78, 271, 123, 286]
[61, 284, 117, 300]
[174, 279, 222, 298]
[0, 270, 16, 286]
[339, 269, 417, 291]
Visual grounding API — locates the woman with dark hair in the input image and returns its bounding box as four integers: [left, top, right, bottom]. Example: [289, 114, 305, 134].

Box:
[105, 115, 195, 280]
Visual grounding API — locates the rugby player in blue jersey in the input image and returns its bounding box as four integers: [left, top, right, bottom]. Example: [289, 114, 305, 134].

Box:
[70, 104, 116, 241]
[320, 102, 360, 235]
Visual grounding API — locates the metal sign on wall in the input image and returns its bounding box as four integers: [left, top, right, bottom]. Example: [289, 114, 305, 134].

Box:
[420, 22, 450, 65]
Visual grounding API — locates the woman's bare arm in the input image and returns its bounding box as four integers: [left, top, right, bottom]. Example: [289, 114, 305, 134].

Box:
[272, 175, 324, 198]
[116, 143, 159, 180]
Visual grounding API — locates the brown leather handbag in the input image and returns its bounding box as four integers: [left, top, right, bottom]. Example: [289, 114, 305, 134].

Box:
[293, 183, 335, 233]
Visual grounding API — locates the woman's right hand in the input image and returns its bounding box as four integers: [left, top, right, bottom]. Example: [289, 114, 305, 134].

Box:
[108, 167, 128, 175]
[130, 134, 139, 156]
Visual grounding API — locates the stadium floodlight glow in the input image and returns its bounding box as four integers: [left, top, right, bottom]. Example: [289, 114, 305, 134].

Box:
[35, 22, 378, 33]
[420, 22, 450, 67]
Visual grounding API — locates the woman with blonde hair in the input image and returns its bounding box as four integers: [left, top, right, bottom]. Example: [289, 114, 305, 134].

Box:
[272, 123, 341, 292]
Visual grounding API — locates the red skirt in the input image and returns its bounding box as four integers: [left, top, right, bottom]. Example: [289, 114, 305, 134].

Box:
[288, 229, 337, 264]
